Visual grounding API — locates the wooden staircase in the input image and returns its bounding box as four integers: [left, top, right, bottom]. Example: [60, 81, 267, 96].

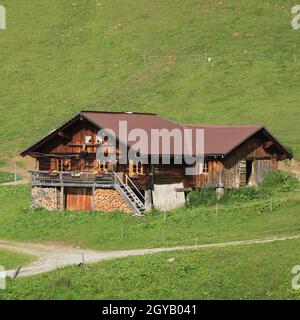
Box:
[113, 172, 145, 216]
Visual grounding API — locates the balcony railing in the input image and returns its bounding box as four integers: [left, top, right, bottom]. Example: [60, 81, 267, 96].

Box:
[29, 170, 114, 187]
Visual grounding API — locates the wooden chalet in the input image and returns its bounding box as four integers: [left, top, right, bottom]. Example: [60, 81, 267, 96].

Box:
[20, 111, 292, 214]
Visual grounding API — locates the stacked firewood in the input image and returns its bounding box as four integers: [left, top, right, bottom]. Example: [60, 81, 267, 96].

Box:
[31, 187, 57, 211]
[94, 189, 132, 213]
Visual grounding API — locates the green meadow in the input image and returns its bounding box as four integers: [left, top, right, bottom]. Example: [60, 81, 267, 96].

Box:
[0, 0, 300, 300]
[2, 238, 300, 300]
[0, 172, 298, 250]
[0, 0, 299, 159]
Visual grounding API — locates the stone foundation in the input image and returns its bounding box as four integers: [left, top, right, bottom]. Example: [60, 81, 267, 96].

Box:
[31, 187, 57, 210]
[94, 189, 132, 213]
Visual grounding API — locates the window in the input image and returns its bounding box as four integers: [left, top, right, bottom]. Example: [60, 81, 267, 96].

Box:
[50, 159, 71, 171]
[96, 136, 102, 144]
[98, 160, 108, 171]
[129, 160, 144, 176]
[195, 160, 209, 174]
[203, 161, 209, 173]
[84, 159, 95, 170]
[85, 136, 92, 144]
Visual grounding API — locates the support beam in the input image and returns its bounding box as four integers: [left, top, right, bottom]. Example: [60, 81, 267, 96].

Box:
[60, 186, 64, 211]
[92, 186, 96, 210]
[58, 131, 71, 140]
[144, 190, 152, 212]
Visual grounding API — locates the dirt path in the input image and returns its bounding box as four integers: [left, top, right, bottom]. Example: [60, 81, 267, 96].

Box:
[1, 235, 300, 278]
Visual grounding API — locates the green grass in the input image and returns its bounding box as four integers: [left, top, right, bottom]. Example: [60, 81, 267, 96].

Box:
[0, 249, 33, 270]
[2, 238, 300, 299]
[0, 160, 6, 168]
[0, 184, 299, 251]
[0, 172, 15, 184]
[0, 0, 299, 158]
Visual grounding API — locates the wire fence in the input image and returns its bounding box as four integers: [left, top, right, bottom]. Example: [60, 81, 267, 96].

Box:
[82, 48, 300, 67]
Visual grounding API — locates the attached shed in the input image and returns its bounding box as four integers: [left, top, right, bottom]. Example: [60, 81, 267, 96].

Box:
[185, 125, 292, 188]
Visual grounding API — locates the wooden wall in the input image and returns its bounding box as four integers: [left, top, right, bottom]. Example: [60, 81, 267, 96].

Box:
[193, 133, 279, 188]
[34, 120, 284, 190]
[38, 120, 99, 154]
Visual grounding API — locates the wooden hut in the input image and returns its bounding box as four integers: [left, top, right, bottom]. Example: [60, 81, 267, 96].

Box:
[20, 111, 292, 214]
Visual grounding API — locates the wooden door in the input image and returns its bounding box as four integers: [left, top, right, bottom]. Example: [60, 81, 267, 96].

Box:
[238, 160, 247, 187]
[65, 187, 93, 211]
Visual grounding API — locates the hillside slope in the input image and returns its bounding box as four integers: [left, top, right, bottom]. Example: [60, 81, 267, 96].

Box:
[0, 0, 299, 158]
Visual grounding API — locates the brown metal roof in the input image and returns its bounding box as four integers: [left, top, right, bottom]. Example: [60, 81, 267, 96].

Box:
[184, 124, 263, 156]
[20, 111, 292, 158]
[81, 111, 184, 155]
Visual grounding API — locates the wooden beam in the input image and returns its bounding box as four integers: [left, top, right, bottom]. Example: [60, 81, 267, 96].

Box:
[92, 186, 96, 210]
[263, 141, 274, 149]
[58, 131, 71, 140]
[60, 186, 64, 211]
[175, 187, 193, 192]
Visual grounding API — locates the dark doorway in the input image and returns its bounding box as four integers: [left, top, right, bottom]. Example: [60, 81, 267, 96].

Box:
[245, 160, 253, 185]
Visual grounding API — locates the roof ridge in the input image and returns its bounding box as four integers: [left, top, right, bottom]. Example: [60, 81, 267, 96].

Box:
[81, 110, 157, 116]
[184, 124, 264, 128]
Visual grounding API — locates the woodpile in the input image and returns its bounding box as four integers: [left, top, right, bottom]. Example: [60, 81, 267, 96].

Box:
[31, 187, 57, 211]
[94, 189, 132, 213]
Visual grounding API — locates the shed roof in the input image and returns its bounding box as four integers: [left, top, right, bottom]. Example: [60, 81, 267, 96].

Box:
[184, 124, 263, 156]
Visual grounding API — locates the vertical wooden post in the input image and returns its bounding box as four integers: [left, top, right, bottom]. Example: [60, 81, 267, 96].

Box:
[55, 187, 58, 210]
[204, 49, 208, 63]
[60, 186, 64, 211]
[92, 186, 96, 210]
[248, 49, 253, 65]
[144, 190, 152, 212]
[168, 49, 173, 65]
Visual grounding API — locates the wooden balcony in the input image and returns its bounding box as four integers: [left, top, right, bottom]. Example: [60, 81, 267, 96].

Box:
[29, 170, 114, 188]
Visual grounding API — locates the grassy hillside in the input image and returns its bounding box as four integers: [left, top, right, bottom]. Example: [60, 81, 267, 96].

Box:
[0, 0, 299, 159]
[2, 238, 300, 299]
[0, 183, 299, 250]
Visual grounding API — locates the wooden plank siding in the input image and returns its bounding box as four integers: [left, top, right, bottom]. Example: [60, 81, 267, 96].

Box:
[65, 187, 93, 211]
[193, 134, 278, 189]
[34, 119, 282, 191]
